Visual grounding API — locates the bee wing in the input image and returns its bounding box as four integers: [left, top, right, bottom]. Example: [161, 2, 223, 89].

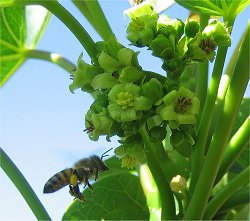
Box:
[74, 158, 89, 168]
[43, 168, 73, 193]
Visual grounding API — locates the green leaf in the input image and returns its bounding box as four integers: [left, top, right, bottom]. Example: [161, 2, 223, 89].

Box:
[175, 0, 223, 16]
[0, 6, 51, 86]
[176, 0, 249, 24]
[62, 157, 149, 220]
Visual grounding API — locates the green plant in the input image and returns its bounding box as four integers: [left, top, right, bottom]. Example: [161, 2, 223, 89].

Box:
[1, 0, 249, 220]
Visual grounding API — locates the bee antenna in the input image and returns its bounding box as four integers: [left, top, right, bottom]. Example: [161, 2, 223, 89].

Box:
[101, 148, 113, 160]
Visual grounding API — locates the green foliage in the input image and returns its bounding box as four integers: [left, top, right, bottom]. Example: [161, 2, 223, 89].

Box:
[0, 6, 50, 86]
[62, 157, 149, 220]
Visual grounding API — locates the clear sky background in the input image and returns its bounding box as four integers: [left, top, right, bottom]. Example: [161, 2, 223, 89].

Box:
[0, 1, 249, 220]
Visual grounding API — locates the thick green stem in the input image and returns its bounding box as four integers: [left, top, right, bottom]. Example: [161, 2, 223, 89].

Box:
[189, 46, 228, 197]
[184, 23, 250, 220]
[72, 0, 113, 41]
[216, 117, 250, 183]
[219, 187, 250, 213]
[139, 165, 161, 221]
[23, 49, 76, 74]
[39, 1, 97, 63]
[195, 14, 209, 110]
[0, 147, 51, 220]
[206, 26, 246, 153]
[139, 125, 176, 220]
[203, 166, 250, 220]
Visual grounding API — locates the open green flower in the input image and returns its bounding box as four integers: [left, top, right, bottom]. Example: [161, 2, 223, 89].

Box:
[69, 53, 103, 93]
[202, 19, 231, 47]
[85, 109, 114, 141]
[127, 15, 158, 46]
[108, 83, 152, 122]
[157, 87, 200, 127]
[115, 139, 146, 169]
[187, 32, 216, 62]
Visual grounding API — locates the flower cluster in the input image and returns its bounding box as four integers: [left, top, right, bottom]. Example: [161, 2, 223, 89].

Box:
[125, 3, 231, 77]
[69, 2, 233, 168]
[70, 34, 201, 168]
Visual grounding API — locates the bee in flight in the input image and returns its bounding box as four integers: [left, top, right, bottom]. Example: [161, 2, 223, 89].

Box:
[43, 148, 112, 201]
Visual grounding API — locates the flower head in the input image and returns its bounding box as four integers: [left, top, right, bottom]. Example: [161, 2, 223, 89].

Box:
[108, 84, 152, 122]
[69, 54, 103, 93]
[157, 87, 200, 127]
[85, 109, 114, 141]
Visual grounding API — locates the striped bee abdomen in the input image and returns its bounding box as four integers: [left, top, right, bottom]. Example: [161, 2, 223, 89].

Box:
[43, 168, 73, 193]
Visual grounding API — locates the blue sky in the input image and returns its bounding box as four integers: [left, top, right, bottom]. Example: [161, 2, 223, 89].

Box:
[0, 1, 249, 220]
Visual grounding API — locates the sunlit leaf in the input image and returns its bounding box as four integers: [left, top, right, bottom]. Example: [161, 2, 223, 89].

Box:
[0, 6, 50, 86]
[175, 0, 250, 19]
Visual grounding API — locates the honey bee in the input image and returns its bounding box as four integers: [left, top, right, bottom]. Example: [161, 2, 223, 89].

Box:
[43, 148, 112, 201]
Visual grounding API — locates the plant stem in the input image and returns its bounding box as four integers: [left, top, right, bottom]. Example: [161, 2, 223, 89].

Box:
[38, 1, 98, 63]
[139, 125, 176, 220]
[23, 49, 76, 74]
[72, 0, 113, 41]
[203, 166, 250, 220]
[216, 117, 250, 183]
[0, 147, 51, 220]
[139, 165, 161, 221]
[184, 22, 250, 220]
[189, 46, 228, 197]
[195, 14, 209, 110]
[219, 187, 250, 213]
[206, 25, 246, 153]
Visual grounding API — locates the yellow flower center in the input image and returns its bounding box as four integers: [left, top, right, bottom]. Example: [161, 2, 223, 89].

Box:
[117, 92, 134, 109]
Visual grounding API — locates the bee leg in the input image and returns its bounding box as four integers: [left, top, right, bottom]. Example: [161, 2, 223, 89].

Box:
[86, 181, 94, 194]
[94, 169, 99, 181]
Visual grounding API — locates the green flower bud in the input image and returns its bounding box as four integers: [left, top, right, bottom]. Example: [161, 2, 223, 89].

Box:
[202, 19, 231, 47]
[91, 72, 118, 90]
[124, 2, 156, 19]
[142, 78, 164, 104]
[98, 51, 120, 73]
[117, 48, 134, 66]
[69, 53, 103, 93]
[85, 109, 114, 141]
[171, 19, 185, 39]
[184, 19, 200, 38]
[162, 57, 184, 74]
[150, 34, 175, 59]
[170, 175, 187, 192]
[108, 83, 152, 122]
[157, 87, 200, 125]
[170, 130, 184, 146]
[119, 66, 144, 83]
[127, 16, 157, 46]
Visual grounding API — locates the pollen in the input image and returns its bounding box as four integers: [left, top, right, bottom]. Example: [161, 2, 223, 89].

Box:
[70, 174, 79, 186]
[174, 96, 192, 113]
[117, 92, 134, 109]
